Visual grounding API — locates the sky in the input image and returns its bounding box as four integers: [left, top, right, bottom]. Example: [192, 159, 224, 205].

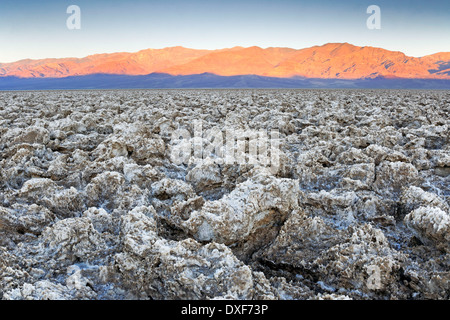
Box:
[1, 0, 450, 63]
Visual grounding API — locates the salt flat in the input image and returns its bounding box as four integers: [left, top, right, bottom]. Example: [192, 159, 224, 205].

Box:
[0, 89, 448, 300]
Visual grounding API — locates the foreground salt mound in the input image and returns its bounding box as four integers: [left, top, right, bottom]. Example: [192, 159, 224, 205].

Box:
[18, 178, 84, 217]
[4, 280, 96, 300]
[314, 224, 407, 294]
[373, 161, 420, 199]
[258, 211, 409, 297]
[400, 186, 449, 213]
[404, 206, 450, 250]
[114, 209, 257, 299]
[185, 158, 223, 194]
[180, 169, 299, 244]
[39, 217, 108, 263]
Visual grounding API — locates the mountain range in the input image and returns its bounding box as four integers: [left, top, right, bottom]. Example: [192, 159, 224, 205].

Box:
[1, 43, 450, 89]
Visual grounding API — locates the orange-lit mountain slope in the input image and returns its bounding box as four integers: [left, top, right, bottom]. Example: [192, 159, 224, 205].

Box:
[1, 43, 449, 79]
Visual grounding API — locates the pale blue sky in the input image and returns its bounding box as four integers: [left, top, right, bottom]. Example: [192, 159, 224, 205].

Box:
[1, 0, 449, 62]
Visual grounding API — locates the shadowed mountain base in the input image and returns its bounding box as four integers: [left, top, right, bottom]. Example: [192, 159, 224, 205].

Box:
[1, 73, 450, 90]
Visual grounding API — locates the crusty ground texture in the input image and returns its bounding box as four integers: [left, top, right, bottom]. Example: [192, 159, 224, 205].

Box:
[0, 89, 448, 300]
